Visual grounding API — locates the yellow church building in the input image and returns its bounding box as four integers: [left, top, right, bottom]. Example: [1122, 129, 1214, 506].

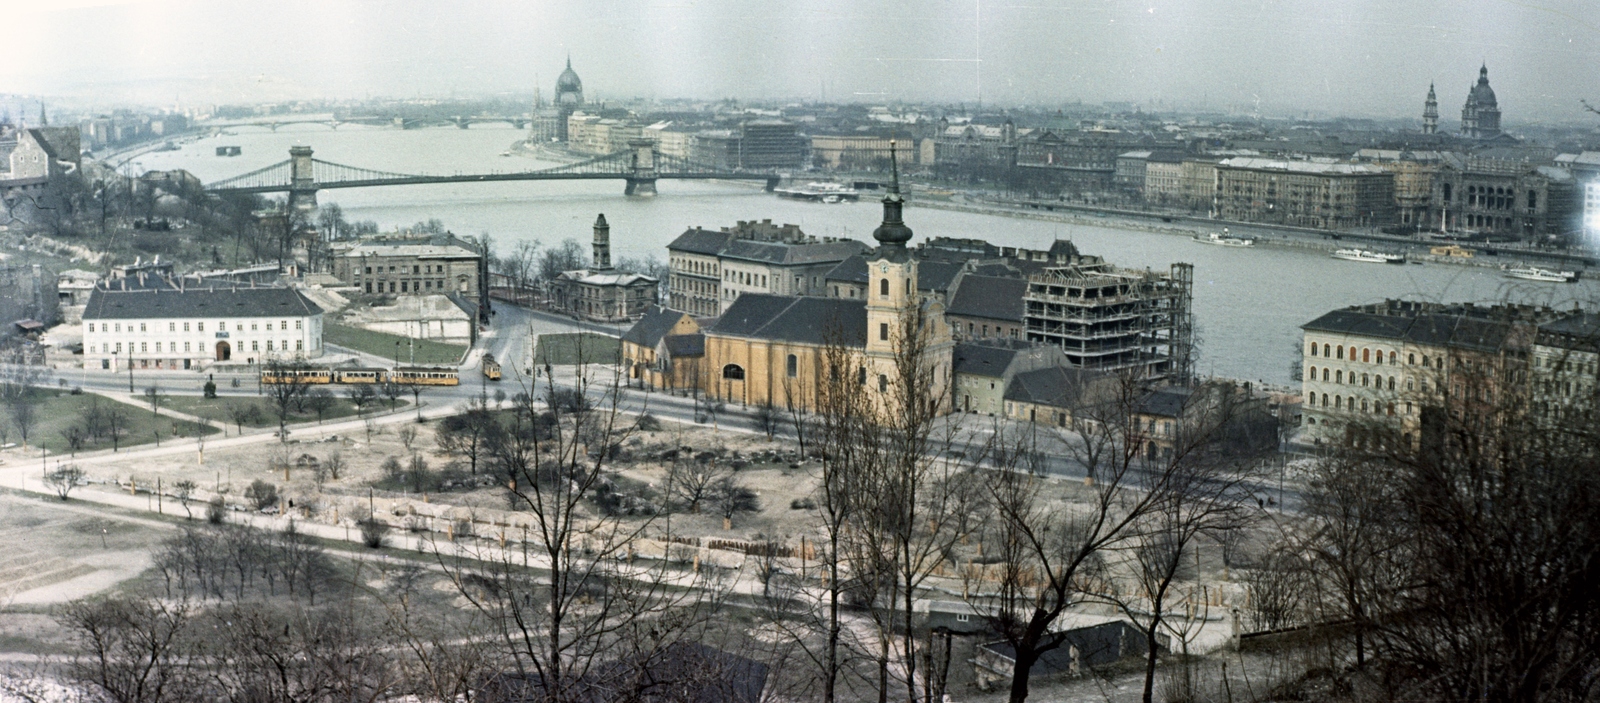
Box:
[634, 149, 955, 418]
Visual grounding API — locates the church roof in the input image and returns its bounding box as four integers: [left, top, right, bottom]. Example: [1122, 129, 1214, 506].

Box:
[708, 293, 867, 347]
[622, 306, 690, 348]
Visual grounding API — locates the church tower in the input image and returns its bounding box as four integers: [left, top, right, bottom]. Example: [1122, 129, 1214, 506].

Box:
[592, 213, 612, 270]
[1422, 83, 1438, 135]
[863, 142, 953, 416]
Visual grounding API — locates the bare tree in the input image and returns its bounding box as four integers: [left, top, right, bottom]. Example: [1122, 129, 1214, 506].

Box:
[305, 387, 334, 423]
[345, 383, 377, 417]
[262, 358, 312, 438]
[59, 597, 199, 703]
[45, 465, 84, 500]
[445, 347, 716, 703]
[436, 401, 501, 475]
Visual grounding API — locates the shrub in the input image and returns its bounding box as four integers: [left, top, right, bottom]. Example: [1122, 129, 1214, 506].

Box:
[206, 496, 227, 524]
[359, 518, 389, 549]
[244, 480, 279, 511]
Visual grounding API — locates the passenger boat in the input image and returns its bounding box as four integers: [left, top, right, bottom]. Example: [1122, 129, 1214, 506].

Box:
[1192, 229, 1255, 247]
[1502, 265, 1579, 283]
[1332, 249, 1406, 264]
[773, 182, 861, 202]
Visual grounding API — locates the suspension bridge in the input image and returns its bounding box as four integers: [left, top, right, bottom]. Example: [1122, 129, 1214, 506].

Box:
[203, 140, 785, 207]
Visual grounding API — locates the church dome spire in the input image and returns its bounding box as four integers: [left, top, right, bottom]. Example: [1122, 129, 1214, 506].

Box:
[871, 140, 913, 251]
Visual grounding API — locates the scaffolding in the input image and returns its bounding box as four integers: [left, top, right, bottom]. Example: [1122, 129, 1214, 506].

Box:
[1023, 259, 1194, 380]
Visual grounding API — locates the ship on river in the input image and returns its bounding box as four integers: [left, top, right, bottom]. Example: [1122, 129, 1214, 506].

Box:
[773, 182, 860, 203]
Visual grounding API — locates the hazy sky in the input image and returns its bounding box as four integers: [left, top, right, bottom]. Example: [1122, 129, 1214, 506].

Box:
[4, 0, 1598, 122]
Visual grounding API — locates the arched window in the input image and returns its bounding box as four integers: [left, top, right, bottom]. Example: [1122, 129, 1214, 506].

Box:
[1349, 346, 1358, 360]
[1323, 344, 1331, 357]
[1308, 366, 1317, 380]
[1310, 342, 1319, 357]
[1388, 377, 1395, 391]
[880, 278, 889, 296]
[1362, 373, 1369, 387]
[1335, 396, 1342, 409]
[1336, 346, 1344, 360]
[1335, 370, 1343, 384]
[1323, 368, 1329, 381]
[786, 354, 798, 378]
[722, 364, 745, 381]
[1388, 351, 1396, 365]
[906, 278, 912, 295]
[1362, 348, 1370, 363]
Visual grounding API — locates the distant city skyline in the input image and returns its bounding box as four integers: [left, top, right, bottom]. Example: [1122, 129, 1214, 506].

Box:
[4, 0, 1598, 124]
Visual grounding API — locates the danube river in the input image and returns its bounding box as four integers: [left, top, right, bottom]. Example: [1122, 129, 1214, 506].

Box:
[127, 125, 1600, 385]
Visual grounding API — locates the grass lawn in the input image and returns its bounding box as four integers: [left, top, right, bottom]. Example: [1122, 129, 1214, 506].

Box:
[17, 391, 221, 456]
[534, 332, 620, 365]
[323, 322, 467, 366]
[163, 394, 407, 432]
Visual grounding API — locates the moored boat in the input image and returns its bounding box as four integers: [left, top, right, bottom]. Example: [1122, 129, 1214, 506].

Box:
[1333, 249, 1405, 264]
[1502, 265, 1579, 283]
[1192, 229, 1255, 247]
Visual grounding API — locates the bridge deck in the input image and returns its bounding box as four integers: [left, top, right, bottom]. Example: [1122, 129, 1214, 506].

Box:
[217, 171, 779, 194]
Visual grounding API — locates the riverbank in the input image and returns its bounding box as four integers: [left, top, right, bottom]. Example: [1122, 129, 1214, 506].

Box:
[913, 195, 1594, 273]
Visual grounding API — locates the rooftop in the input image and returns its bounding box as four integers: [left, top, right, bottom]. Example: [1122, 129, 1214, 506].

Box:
[84, 286, 324, 321]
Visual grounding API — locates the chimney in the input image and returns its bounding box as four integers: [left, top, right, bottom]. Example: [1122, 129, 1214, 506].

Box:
[592, 213, 612, 270]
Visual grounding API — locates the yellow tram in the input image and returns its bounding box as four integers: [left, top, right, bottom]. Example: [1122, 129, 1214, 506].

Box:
[389, 366, 461, 386]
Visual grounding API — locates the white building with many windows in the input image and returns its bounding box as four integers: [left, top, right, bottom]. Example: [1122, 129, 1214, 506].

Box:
[82, 285, 324, 371]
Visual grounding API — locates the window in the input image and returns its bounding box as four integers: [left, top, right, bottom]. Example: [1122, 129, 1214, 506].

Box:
[1323, 368, 1329, 381]
[365, 266, 372, 274]
[1336, 370, 1342, 383]
[906, 278, 912, 294]
[168, 322, 175, 332]
[1311, 342, 1319, 356]
[1388, 377, 1395, 391]
[1309, 365, 1317, 380]
[1363, 348, 1370, 363]
[250, 323, 257, 331]
[1323, 344, 1331, 357]
[880, 323, 889, 341]
[721, 364, 745, 380]
[880, 278, 889, 296]
[266, 341, 274, 352]
[1336, 346, 1344, 360]
[1389, 351, 1396, 365]
[251, 341, 258, 352]
[184, 342, 190, 352]
[140, 342, 147, 352]
[878, 375, 888, 392]
[140, 323, 146, 332]
[295, 320, 302, 330]
[786, 354, 798, 378]
[198, 322, 204, 332]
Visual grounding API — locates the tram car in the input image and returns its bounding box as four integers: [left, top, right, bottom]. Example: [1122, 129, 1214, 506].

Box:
[390, 366, 461, 386]
[481, 353, 502, 381]
[331, 367, 386, 384]
[259, 366, 333, 385]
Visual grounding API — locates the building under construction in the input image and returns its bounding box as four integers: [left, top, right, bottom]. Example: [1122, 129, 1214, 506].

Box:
[1024, 259, 1193, 380]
